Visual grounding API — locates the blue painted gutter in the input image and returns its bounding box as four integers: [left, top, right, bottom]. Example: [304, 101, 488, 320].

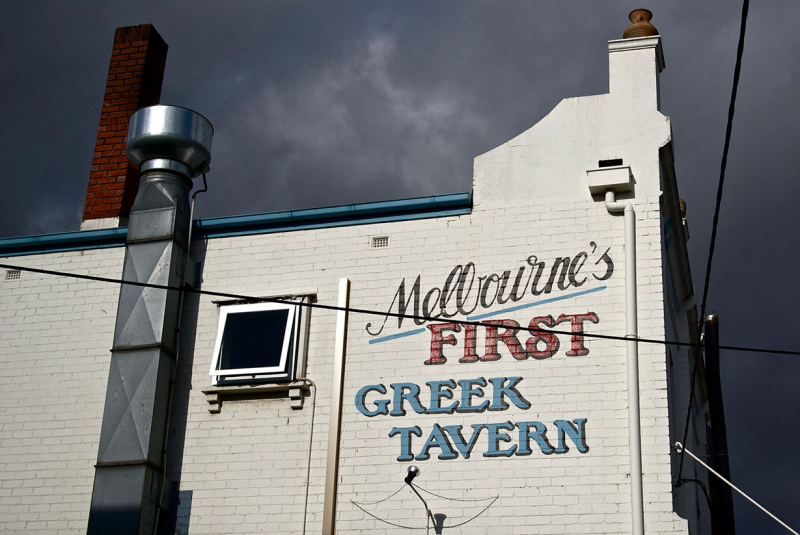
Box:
[192, 192, 472, 239]
[0, 192, 472, 257]
[0, 227, 128, 258]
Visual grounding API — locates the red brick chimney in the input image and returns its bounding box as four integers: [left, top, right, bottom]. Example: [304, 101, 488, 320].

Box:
[80, 24, 168, 231]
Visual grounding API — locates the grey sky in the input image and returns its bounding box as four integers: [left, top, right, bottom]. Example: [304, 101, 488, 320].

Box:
[1, 1, 798, 532]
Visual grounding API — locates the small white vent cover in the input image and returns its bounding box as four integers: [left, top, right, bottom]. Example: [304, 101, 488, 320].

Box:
[371, 236, 389, 249]
[4, 269, 21, 281]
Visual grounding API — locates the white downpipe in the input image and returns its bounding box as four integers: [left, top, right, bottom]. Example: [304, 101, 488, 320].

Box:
[605, 190, 644, 535]
[322, 278, 351, 535]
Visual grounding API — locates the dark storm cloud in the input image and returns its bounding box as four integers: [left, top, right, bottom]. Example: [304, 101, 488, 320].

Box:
[1, 1, 799, 532]
[169, 2, 615, 216]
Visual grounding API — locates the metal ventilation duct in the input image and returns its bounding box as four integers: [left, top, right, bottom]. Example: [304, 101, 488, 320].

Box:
[88, 105, 212, 535]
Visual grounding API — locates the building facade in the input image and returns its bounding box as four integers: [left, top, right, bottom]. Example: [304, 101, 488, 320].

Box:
[0, 13, 718, 535]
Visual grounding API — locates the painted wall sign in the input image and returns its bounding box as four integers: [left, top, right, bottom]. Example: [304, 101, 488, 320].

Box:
[356, 245, 610, 463]
[355, 376, 588, 462]
[365, 243, 613, 338]
[424, 312, 598, 365]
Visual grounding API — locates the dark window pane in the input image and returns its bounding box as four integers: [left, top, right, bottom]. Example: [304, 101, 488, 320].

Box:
[218, 309, 290, 372]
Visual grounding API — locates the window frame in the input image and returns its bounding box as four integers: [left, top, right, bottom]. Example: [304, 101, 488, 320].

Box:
[209, 299, 303, 386]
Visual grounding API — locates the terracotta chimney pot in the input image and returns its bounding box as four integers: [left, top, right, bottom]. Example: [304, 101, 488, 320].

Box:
[623, 9, 659, 39]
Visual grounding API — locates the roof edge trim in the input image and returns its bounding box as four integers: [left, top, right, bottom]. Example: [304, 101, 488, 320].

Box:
[0, 192, 473, 257]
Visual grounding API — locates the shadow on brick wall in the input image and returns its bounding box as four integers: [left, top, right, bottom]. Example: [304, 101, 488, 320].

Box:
[157, 239, 207, 534]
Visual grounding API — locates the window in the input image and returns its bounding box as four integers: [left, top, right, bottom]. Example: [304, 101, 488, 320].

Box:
[209, 300, 302, 386]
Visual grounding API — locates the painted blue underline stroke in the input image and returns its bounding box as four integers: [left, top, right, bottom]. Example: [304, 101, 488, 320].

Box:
[366, 285, 607, 345]
[467, 286, 607, 320]
[367, 328, 427, 344]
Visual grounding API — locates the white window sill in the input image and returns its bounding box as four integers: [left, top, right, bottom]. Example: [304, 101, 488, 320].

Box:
[201, 381, 309, 413]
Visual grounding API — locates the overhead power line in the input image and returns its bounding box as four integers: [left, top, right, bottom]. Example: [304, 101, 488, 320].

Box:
[677, 0, 750, 484]
[1, 261, 797, 357]
[676, 442, 799, 535]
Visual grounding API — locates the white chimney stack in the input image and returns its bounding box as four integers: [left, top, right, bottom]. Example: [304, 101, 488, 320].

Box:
[608, 9, 664, 111]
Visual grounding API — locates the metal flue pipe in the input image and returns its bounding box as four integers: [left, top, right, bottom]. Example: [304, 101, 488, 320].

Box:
[87, 106, 212, 535]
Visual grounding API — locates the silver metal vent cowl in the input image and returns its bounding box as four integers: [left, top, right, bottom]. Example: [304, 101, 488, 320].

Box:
[126, 105, 214, 178]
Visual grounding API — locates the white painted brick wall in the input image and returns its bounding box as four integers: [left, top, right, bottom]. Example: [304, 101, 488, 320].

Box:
[0, 248, 124, 534]
[166, 191, 692, 534]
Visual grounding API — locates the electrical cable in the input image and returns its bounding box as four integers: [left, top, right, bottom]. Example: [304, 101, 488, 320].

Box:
[351, 485, 407, 506]
[0, 260, 797, 357]
[677, 478, 713, 514]
[350, 484, 498, 530]
[676, 442, 799, 535]
[300, 378, 317, 535]
[413, 484, 498, 503]
[676, 0, 749, 485]
[349, 500, 421, 531]
[437, 497, 499, 529]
